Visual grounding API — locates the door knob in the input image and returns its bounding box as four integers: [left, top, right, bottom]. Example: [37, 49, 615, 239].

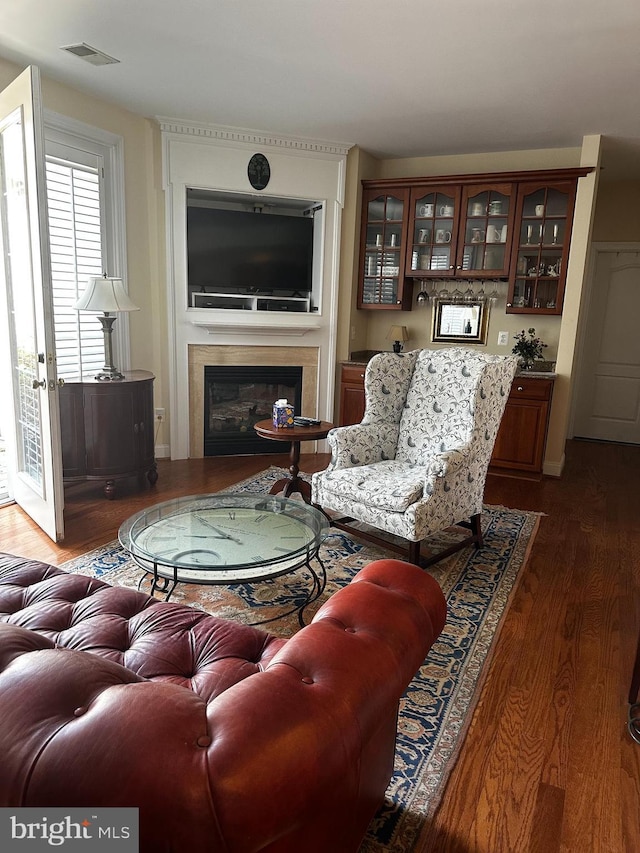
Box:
[32, 378, 46, 389]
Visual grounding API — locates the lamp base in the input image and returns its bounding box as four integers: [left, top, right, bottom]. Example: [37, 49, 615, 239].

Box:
[96, 314, 125, 381]
[392, 342, 403, 354]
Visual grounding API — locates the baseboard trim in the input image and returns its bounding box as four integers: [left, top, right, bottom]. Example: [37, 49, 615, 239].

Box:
[543, 453, 565, 477]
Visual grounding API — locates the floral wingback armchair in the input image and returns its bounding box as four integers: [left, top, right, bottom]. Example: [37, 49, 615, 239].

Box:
[312, 348, 518, 566]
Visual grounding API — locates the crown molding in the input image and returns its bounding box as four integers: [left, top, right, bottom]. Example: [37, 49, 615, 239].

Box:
[156, 117, 353, 157]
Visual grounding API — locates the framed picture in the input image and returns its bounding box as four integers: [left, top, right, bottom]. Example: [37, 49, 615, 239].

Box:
[431, 299, 489, 345]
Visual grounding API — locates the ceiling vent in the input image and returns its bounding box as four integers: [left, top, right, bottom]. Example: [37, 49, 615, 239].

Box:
[61, 43, 120, 66]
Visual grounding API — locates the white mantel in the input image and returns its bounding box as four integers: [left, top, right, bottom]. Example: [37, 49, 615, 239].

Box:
[161, 119, 352, 458]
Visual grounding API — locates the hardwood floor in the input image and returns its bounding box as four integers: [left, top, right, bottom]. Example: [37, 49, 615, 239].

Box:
[1, 440, 638, 851]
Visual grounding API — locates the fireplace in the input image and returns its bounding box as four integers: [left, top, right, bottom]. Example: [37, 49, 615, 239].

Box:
[204, 365, 303, 456]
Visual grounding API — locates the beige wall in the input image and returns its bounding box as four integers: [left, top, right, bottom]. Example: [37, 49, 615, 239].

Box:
[591, 180, 640, 241]
[0, 58, 170, 447]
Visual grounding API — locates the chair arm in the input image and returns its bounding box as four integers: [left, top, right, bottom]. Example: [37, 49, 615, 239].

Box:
[426, 446, 470, 480]
[327, 422, 399, 469]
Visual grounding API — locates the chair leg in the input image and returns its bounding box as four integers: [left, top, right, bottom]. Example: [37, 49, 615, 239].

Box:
[471, 513, 483, 548]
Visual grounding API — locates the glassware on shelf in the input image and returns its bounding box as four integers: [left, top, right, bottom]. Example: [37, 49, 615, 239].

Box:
[463, 284, 475, 302]
[451, 285, 464, 303]
[488, 283, 500, 303]
[438, 283, 450, 299]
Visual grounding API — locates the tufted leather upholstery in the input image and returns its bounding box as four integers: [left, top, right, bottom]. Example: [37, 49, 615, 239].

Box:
[0, 552, 446, 853]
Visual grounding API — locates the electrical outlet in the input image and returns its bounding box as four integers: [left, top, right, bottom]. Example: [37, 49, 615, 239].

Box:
[155, 407, 166, 422]
[497, 331, 509, 346]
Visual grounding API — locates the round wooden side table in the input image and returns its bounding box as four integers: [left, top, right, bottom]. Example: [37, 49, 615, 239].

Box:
[253, 418, 333, 503]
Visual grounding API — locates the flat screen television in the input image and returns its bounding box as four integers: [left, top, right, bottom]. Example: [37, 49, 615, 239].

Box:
[187, 206, 314, 294]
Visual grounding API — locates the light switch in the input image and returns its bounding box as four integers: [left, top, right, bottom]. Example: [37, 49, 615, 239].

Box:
[497, 331, 509, 346]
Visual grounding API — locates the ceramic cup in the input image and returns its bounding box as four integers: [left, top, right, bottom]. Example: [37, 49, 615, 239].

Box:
[419, 203, 434, 217]
[486, 225, 501, 243]
[418, 228, 431, 243]
[535, 204, 545, 216]
[488, 201, 503, 215]
[471, 202, 485, 216]
[439, 205, 454, 217]
[435, 229, 452, 243]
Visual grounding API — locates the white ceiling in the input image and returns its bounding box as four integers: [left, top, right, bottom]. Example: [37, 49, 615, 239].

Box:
[2, 0, 640, 178]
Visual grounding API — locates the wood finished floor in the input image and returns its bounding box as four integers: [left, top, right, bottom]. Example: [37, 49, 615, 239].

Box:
[0, 440, 638, 852]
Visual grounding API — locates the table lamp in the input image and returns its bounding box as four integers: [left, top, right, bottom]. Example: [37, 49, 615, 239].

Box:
[387, 325, 409, 354]
[73, 274, 139, 381]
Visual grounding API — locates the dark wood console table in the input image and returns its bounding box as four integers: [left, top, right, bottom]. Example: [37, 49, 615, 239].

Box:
[59, 370, 158, 499]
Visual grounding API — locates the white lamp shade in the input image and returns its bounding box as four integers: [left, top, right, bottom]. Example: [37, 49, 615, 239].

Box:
[73, 276, 139, 313]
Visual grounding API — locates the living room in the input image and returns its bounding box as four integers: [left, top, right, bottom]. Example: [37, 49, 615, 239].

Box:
[0, 2, 639, 851]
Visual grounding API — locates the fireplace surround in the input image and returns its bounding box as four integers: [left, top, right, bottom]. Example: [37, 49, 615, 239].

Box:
[189, 345, 320, 458]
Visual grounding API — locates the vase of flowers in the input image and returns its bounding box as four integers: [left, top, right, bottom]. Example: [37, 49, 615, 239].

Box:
[512, 328, 547, 369]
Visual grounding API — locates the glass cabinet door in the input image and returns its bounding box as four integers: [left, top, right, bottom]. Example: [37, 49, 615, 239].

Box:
[457, 185, 513, 276]
[508, 181, 576, 314]
[407, 187, 460, 277]
[360, 189, 410, 308]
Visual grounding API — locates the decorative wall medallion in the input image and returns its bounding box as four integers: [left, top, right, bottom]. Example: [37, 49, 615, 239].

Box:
[247, 153, 271, 190]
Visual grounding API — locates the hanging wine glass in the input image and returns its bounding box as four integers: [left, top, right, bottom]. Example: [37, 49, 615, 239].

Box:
[438, 282, 450, 299]
[451, 285, 464, 303]
[488, 282, 500, 303]
[476, 283, 486, 303]
[463, 283, 475, 302]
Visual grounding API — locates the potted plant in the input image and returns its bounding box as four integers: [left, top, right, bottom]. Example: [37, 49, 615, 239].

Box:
[512, 328, 547, 369]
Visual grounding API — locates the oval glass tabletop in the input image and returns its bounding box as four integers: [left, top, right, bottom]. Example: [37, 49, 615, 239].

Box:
[118, 492, 329, 584]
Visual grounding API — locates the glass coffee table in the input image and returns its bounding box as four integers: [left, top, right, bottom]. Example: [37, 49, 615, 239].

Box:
[118, 493, 329, 626]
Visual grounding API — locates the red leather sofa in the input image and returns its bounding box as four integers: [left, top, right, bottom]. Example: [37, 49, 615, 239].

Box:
[0, 552, 446, 852]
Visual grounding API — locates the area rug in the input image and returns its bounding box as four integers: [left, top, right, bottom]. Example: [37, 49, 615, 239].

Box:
[61, 466, 540, 852]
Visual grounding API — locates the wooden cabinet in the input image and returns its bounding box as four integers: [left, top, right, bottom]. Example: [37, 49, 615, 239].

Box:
[60, 370, 158, 498]
[407, 183, 515, 279]
[339, 364, 367, 425]
[358, 168, 590, 312]
[490, 375, 554, 477]
[358, 186, 412, 310]
[506, 179, 577, 315]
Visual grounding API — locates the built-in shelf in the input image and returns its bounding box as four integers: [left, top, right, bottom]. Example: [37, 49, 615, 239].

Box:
[191, 292, 312, 312]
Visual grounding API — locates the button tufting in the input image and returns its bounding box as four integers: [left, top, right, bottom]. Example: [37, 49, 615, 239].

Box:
[345, 627, 357, 634]
[73, 707, 87, 717]
[196, 735, 212, 748]
[301, 676, 314, 685]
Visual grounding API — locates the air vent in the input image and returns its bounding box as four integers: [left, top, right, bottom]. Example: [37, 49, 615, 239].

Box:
[61, 43, 120, 66]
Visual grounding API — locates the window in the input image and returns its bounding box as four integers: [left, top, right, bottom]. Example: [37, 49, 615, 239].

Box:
[46, 156, 104, 378]
[43, 113, 127, 380]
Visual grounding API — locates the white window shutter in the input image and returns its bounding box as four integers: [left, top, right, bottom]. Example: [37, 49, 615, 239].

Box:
[46, 158, 104, 379]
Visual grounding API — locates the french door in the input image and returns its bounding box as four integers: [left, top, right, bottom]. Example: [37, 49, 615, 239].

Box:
[0, 66, 64, 541]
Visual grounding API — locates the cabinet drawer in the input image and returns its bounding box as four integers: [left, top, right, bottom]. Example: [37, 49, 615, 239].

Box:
[341, 364, 367, 385]
[510, 376, 553, 400]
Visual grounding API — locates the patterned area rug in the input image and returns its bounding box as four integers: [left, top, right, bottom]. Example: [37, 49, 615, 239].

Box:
[61, 467, 540, 852]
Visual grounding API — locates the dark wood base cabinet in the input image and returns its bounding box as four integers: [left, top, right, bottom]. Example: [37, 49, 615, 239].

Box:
[60, 370, 158, 499]
[339, 364, 554, 479]
[489, 376, 554, 478]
